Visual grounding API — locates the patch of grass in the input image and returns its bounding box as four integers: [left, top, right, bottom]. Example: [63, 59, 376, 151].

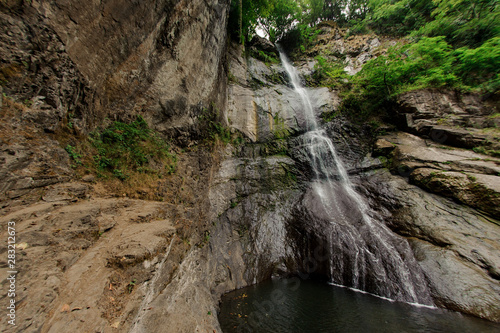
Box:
[198, 104, 234, 146]
[321, 110, 342, 122]
[437, 145, 455, 150]
[250, 49, 279, 65]
[472, 146, 500, 158]
[265, 69, 285, 85]
[467, 174, 477, 182]
[312, 55, 349, 90]
[271, 111, 289, 140]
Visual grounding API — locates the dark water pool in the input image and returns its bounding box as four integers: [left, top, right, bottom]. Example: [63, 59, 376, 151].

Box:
[219, 278, 500, 333]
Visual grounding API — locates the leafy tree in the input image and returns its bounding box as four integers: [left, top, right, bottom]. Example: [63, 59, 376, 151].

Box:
[302, 0, 325, 25]
[228, 0, 273, 44]
[364, 0, 434, 35]
[321, 0, 369, 23]
[228, 0, 326, 44]
[454, 37, 500, 90]
[259, 0, 301, 42]
[322, 0, 347, 23]
[418, 0, 500, 47]
[339, 35, 499, 120]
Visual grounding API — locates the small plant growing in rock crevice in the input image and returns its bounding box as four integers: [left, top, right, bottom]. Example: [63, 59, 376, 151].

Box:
[127, 279, 137, 293]
[198, 103, 244, 147]
[272, 112, 289, 140]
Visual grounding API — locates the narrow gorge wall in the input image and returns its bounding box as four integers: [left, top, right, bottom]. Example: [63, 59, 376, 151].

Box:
[2, 0, 230, 131]
[1, 1, 233, 332]
[1, 0, 230, 205]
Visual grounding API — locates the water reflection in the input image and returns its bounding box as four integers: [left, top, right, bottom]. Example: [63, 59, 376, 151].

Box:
[219, 278, 500, 333]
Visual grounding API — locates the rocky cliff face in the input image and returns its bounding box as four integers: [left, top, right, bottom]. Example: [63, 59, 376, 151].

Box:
[225, 43, 339, 142]
[395, 89, 499, 152]
[1, 0, 230, 206]
[1, 1, 231, 332]
[2, 0, 230, 131]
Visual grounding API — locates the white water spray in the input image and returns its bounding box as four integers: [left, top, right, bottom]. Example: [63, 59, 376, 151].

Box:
[278, 49, 432, 305]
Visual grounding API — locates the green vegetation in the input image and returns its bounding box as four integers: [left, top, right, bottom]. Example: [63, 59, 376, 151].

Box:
[262, 139, 289, 156]
[128, 279, 137, 293]
[357, 0, 499, 48]
[65, 144, 82, 167]
[89, 116, 176, 180]
[65, 116, 177, 182]
[228, 0, 300, 44]
[472, 146, 500, 158]
[312, 55, 349, 89]
[229, 0, 499, 122]
[340, 36, 499, 119]
[260, 112, 290, 156]
[309, 1, 498, 121]
[250, 49, 280, 64]
[271, 112, 289, 140]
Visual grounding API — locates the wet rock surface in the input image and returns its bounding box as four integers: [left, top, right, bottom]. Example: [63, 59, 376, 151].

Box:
[360, 169, 500, 322]
[226, 43, 340, 142]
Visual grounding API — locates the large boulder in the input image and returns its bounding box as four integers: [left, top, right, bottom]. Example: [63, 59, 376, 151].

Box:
[249, 35, 277, 55]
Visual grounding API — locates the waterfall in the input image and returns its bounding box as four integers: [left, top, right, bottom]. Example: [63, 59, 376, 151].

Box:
[278, 49, 433, 305]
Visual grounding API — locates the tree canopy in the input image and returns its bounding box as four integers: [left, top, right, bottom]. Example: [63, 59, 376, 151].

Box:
[229, 0, 499, 47]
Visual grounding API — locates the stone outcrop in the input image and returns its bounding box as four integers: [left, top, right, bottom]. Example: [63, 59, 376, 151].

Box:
[2, 0, 231, 138]
[361, 169, 500, 322]
[0, 195, 181, 332]
[0, 0, 230, 203]
[0, 145, 216, 332]
[376, 131, 500, 218]
[249, 35, 277, 55]
[303, 22, 394, 76]
[226, 43, 340, 142]
[411, 168, 500, 217]
[395, 89, 499, 152]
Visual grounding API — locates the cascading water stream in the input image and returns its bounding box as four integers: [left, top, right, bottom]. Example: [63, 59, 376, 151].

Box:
[278, 49, 433, 305]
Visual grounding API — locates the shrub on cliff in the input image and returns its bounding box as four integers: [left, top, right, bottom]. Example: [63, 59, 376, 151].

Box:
[66, 116, 177, 182]
[337, 36, 499, 120]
